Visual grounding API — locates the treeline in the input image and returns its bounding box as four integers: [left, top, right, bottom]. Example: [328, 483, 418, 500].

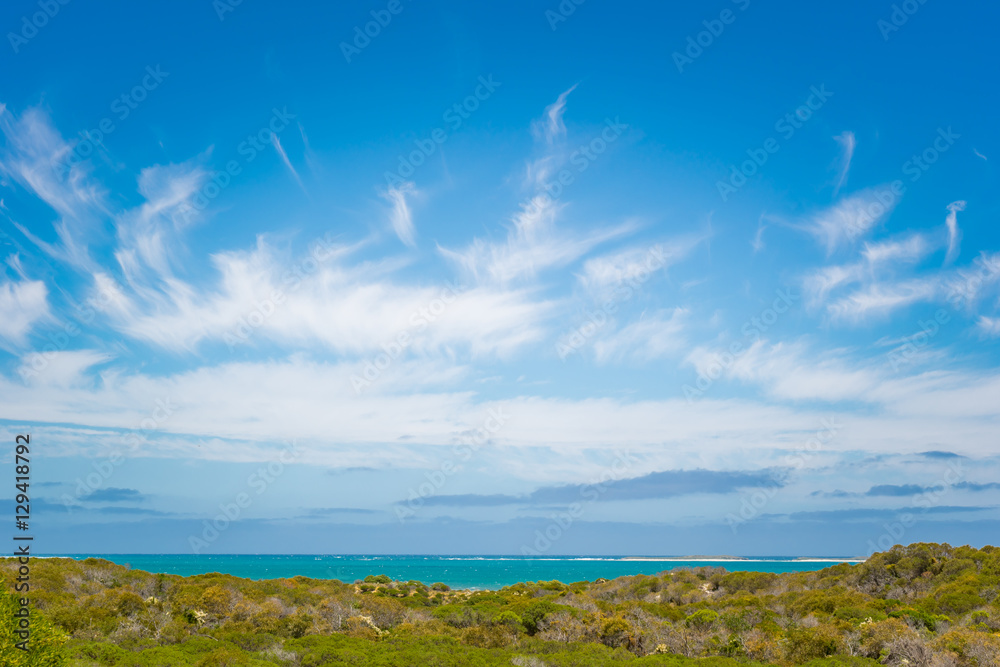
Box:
[2, 543, 999, 666]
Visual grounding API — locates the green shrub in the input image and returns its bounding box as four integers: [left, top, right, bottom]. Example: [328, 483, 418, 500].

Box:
[685, 608, 719, 629]
[521, 600, 558, 635]
[0, 590, 69, 666]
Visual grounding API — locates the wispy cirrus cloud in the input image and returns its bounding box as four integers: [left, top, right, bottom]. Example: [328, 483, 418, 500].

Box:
[381, 182, 417, 247]
[577, 235, 704, 298]
[532, 85, 576, 146]
[0, 106, 109, 271]
[439, 195, 632, 285]
[803, 264, 863, 307]
[827, 278, 938, 322]
[833, 131, 856, 195]
[861, 234, 931, 266]
[98, 236, 552, 355]
[592, 308, 689, 363]
[114, 159, 211, 284]
[525, 85, 578, 189]
[944, 200, 966, 265]
[271, 134, 307, 195]
[804, 187, 898, 255]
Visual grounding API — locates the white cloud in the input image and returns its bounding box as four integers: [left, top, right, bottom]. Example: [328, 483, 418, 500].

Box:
[381, 182, 417, 247]
[0, 278, 50, 345]
[833, 131, 855, 195]
[977, 316, 1000, 338]
[578, 236, 702, 298]
[271, 134, 307, 194]
[827, 279, 937, 322]
[525, 86, 577, 189]
[439, 194, 631, 285]
[532, 85, 576, 146]
[944, 200, 965, 266]
[751, 217, 767, 253]
[803, 263, 866, 308]
[0, 106, 109, 270]
[724, 340, 883, 403]
[593, 308, 688, 363]
[94, 235, 552, 356]
[115, 159, 210, 283]
[944, 252, 1000, 309]
[6, 352, 1000, 479]
[861, 234, 930, 266]
[805, 187, 898, 254]
[22, 349, 113, 388]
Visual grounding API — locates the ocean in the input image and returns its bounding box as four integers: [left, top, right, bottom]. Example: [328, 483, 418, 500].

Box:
[50, 555, 861, 590]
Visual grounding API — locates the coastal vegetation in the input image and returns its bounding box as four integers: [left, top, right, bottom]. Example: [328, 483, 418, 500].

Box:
[2, 543, 999, 666]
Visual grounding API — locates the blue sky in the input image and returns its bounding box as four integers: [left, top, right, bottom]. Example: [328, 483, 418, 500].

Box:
[2, 0, 1000, 556]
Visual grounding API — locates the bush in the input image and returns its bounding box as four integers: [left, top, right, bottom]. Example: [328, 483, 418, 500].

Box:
[856, 618, 917, 660]
[492, 610, 522, 629]
[718, 571, 778, 594]
[0, 590, 69, 666]
[599, 616, 632, 649]
[685, 608, 719, 629]
[785, 626, 841, 663]
[201, 585, 236, 615]
[888, 606, 941, 630]
[521, 600, 558, 635]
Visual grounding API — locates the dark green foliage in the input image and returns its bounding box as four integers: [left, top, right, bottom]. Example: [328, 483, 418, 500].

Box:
[521, 599, 559, 635]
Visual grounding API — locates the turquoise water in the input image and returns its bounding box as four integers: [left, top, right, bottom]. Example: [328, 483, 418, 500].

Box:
[52, 555, 860, 590]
